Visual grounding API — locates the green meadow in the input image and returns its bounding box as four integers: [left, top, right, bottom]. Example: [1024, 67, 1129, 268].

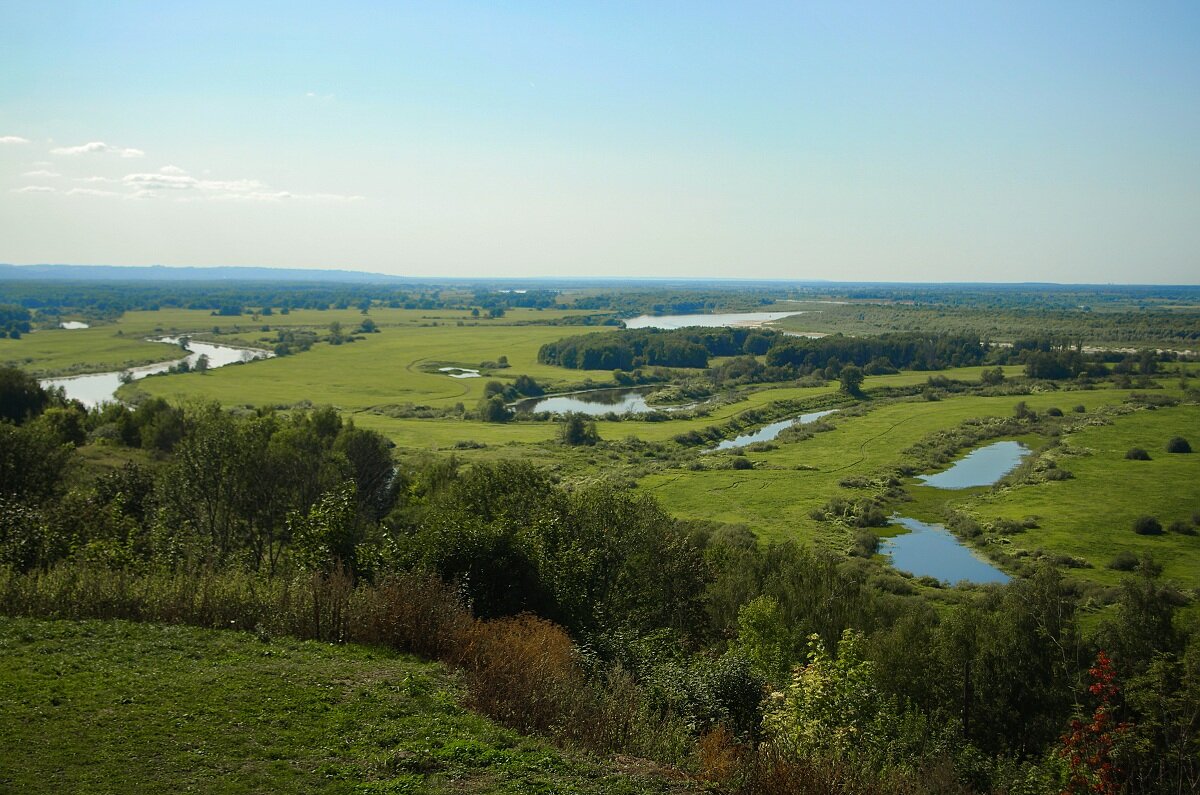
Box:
[0, 617, 683, 795]
[9, 304, 1198, 592]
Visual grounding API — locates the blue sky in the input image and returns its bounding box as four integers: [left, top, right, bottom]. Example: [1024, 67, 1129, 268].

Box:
[1, 1, 1198, 282]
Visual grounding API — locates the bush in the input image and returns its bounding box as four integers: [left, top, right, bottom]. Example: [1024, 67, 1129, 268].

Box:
[1108, 550, 1139, 571]
[1072, 404, 1086, 413]
[1125, 447, 1151, 461]
[730, 456, 754, 470]
[1166, 436, 1192, 454]
[1132, 515, 1163, 535]
[1046, 407, 1063, 417]
[1168, 519, 1197, 536]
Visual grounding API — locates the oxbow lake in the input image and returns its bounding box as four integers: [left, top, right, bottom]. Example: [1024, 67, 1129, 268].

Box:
[918, 441, 1030, 489]
[514, 387, 655, 416]
[59, 321, 90, 330]
[622, 311, 802, 329]
[708, 409, 838, 451]
[882, 516, 1011, 585]
[41, 337, 273, 408]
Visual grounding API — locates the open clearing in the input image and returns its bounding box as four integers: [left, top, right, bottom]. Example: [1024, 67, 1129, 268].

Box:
[0, 617, 683, 795]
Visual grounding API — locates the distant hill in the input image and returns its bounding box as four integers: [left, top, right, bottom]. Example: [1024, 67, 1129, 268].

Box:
[0, 264, 408, 283]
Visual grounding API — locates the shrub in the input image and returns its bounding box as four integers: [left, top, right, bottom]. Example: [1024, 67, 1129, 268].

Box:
[1168, 519, 1197, 536]
[1046, 407, 1064, 417]
[1166, 436, 1191, 454]
[1108, 550, 1139, 571]
[1132, 515, 1163, 535]
[1072, 404, 1086, 413]
[730, 456, 754, 470]
[1125, 447, 1151, 461]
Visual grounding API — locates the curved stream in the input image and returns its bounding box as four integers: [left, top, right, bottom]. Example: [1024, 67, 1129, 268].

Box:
[41, 337, 273, 408]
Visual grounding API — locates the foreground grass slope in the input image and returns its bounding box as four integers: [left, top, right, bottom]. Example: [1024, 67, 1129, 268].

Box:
[0, 617, 684, 795]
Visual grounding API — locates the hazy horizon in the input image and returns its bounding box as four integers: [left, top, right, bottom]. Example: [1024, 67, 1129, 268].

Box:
[3, 2, 1198, 284]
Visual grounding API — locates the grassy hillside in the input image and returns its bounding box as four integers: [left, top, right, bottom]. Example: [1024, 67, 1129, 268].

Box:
[0, 617, 687, 795]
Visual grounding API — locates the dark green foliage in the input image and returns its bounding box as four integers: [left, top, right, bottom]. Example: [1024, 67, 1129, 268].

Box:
[1126, 447, 1151, 460]
[0, 422, 73, 503]
[1166, 436, 1191, 453]
[1167, 519, 1196, 536]
[558, 413, 599, 446]
[730, 456, 753, 470]
[767, 332, 987, 373]
[1046, 406, 1063, 417]
[1108, 550, 1139, 570]
[1133, 515, 1163, 535]
[0, 366, 49, 424]
[839, 364, 865, 396]
[477, 395, 512, 423]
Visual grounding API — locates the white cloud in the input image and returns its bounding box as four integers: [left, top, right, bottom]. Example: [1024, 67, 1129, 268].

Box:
[12, 185, 55, 193]
[123, 172, 198, 190]
[51, 141, 144, 158]
[0, 136, 30, 145]
[76, 176, 117, 183]
[159, 165, 188, 175]
[66, 187, 121, 197]
[22, 169, 61, 178]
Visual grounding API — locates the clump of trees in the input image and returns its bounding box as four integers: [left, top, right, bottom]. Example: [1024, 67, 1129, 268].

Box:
[1125, 447, 1151, 461]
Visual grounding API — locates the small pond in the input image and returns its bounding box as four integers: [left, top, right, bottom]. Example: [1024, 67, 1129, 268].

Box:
[513, 387, 661, 416]
[917, 441, 1030, 489]
[882, 516, 1011, 585]
[59, 321, 90, 330]
[709, 409, 838, 451]
[41, 337, 273, 408]
[439, 366, 481, 379]
[622, 311, 802, 330]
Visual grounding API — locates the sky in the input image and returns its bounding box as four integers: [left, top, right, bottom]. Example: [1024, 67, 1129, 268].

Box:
[1, 1, 1198, 283]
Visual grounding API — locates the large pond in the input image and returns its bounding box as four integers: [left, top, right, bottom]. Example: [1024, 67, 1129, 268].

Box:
[59, 321, 90, 330]
[709, 409, 838, 451]
[622, 311, 802, 329]
[513, 387, 662, 416]
[41, 337, 273, 408]
[918, 441, 1030, 489]
[882, 516, 1011, 585]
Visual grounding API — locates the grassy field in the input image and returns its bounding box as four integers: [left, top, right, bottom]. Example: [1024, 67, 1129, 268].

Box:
[3, 307, 605, 378]
[963, 403, 1200, 587]
[640, 388, 1148, 541]
[0, 617, 685, 795]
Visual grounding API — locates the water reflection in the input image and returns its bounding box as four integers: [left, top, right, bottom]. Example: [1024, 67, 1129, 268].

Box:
[41, 337, 273, 408]
[514, 387, 658, 416]
[709, 409, 838, 451]
[622, 311, 802, 329]
[918, 441, 1030, 489]
[882, 516, 1010, 585]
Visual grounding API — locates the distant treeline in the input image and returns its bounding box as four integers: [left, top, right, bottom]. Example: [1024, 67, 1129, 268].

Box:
[0, 280, 561, 319]
[540, 328, 988, 373]
[538, 327, 776, 370]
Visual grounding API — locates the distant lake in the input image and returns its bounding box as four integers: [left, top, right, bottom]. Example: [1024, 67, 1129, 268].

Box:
[41, 337, 273, 408]
[918, 441, 1030, 489]
[59, 321, 90, 329]
[709, 409, 838, 451]
[882, 516, 1011, 585]
[514, 387, 661, 416]
[622, 311, 802, 329]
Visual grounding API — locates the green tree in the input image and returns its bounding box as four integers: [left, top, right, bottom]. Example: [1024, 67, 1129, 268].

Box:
[0, 366, 49, 424]
[558, 413, 599, 446]
[839, 364, 865, 396]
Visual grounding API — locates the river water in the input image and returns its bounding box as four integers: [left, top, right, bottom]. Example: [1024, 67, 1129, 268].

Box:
[622, 311, 803, 329]
[882, 516, 1011, 585]
[41, 337, 273, 408]
[708, 409, 839, 451]
[917, 441, 1030, 489]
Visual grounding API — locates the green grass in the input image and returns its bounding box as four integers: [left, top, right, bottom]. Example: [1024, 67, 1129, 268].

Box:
[963, 403, 1200, 587]
[0, 617, 687, 794]
[4, 307, 604, 378]
[639, 388, 1143, 548]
